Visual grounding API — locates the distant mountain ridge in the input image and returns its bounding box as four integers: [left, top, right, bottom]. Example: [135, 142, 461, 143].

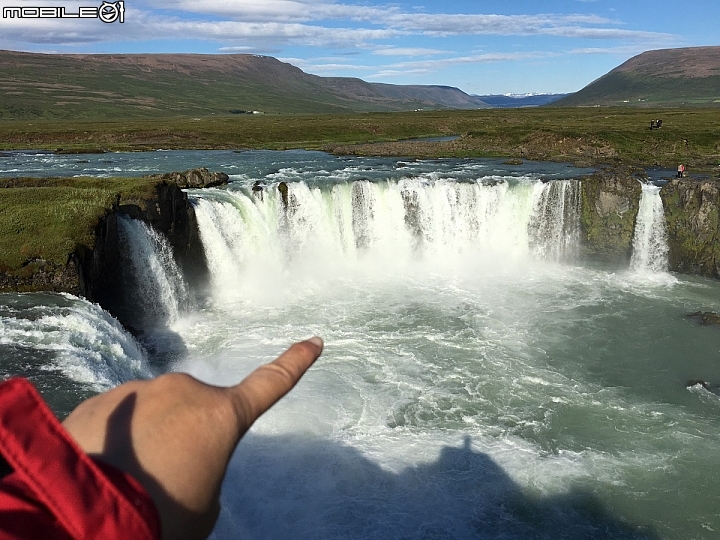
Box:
[474, 93, 568, 108]
[556, 46, 720, 107]
[0, 50, 489, 119]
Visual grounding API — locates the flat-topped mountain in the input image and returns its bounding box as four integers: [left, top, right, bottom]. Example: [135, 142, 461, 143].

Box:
[0, 50, 488, 119]
[556, 46, 720, 107]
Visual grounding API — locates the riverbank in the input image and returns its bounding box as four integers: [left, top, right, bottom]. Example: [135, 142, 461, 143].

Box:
[1, 108, 719, 173]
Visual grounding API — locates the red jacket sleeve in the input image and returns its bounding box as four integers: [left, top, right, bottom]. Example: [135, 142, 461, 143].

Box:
[0, 378, 161, 540]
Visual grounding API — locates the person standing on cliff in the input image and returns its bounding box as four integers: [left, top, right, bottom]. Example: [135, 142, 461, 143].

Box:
[678, 164, 686, 178]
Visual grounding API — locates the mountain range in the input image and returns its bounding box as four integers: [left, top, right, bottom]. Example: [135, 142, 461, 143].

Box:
[0, 50, 488, 119]
[1, 46, 719, 119]
[473, 93, 568, 107]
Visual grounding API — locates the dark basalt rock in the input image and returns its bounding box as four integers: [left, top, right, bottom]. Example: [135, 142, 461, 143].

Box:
[147, 168, 229, 189]
[661, 179, 720, 278]
[278, 182, 289, 208]
[686, 311, 720, 326]
[0, 258, 81, 295]
[252, 181, 264, 200]
[73, 182, 209, 329]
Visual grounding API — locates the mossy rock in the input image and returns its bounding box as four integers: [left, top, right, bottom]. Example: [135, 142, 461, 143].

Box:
[661, 179, 720, 277]
[580, 170, 641, 264]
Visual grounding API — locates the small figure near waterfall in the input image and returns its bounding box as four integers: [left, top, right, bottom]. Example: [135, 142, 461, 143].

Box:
[677, 164, 686, 178]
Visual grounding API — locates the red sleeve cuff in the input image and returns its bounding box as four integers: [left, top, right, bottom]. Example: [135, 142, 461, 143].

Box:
[0, 378, 161, 540]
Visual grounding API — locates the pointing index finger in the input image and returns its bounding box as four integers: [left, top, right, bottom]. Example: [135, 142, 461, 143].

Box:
[228, 337, 323, 430]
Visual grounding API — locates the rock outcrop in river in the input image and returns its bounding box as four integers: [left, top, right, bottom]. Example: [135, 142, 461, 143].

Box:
[580, 170, 641, 263]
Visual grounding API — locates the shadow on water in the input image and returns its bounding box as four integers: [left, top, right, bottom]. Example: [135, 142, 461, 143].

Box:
[135, 325, 190, 373]
[214, 435, 658, 540]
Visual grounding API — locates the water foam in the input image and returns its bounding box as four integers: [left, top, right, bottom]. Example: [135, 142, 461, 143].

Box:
[0, 293, 152, 389]
[191, 177, 581, 307]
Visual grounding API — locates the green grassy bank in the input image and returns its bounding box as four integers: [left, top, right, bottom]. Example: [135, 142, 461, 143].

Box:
[1, 108, 719, 170]
[0, 176, 158, 278]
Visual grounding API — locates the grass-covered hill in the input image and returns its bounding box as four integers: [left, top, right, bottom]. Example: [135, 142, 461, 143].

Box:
[556, 46, 720, 107]
[0, 50, 488, 119]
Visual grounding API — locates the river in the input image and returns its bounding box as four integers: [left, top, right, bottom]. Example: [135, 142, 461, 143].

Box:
[1, 150, 719, 539]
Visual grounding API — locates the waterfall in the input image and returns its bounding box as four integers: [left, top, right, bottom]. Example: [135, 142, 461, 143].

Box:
[117, 215, 189, 326]
[191, 178, 582, 298]
[630, 183, 669, 273]
[529, 180, 581, 262]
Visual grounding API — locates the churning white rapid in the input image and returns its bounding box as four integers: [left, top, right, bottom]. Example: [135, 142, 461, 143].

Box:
[0, 293, 152, 391]
[117, 215, 189, 325]
[630, 183, 669, 274]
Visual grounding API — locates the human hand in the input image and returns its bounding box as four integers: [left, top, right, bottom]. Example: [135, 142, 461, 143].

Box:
[62, 337, 324, 540]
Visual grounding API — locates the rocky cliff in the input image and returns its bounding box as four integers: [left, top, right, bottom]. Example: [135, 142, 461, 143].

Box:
[580, 170, 642, 264]
[661, 179, 720, 278]
[75, 169, 229, 327]
[73, 180, 208, 328]
[0, 168, 227, 329]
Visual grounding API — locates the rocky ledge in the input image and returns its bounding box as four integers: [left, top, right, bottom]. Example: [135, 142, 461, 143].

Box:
[662, 178, 720, 278]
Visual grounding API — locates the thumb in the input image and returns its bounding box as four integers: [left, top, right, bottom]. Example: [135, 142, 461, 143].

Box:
[227, 337, 323, 430]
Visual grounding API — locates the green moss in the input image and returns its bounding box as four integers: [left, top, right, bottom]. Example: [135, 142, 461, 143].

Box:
[660, 180, 720, 276]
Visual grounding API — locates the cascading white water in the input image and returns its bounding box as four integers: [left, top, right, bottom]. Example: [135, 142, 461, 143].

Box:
[630, 183, 669, 274]
[117, 215, 189, 325]
[0, 293, 153, 390]
[529, 179, 581, 261]
[191, 178, 581, 299]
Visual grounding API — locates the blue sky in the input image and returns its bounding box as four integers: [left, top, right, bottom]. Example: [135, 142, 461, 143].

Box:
[0, 0, 718, 95]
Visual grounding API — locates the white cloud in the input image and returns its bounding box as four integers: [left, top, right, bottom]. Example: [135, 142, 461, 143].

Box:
[568, 45, 653, 55]
[385, 51, 555, 71]
[369, 68, 433, 78]
[279, 56, 371, 73]
[372, 47, 450, 57]
[0, 0, 679, 65]
[144, 0, 394, 23]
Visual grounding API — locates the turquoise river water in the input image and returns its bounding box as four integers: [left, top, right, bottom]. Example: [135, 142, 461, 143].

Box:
[1, 150, 719, 539]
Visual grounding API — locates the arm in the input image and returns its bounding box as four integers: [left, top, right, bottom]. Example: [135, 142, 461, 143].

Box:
[62, 337, 323, 540]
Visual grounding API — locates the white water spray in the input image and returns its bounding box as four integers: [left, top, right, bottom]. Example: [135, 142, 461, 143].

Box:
[117, 215, 189, 325]
[630, 183, 669, 274]
[191, 178, 582, 300]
